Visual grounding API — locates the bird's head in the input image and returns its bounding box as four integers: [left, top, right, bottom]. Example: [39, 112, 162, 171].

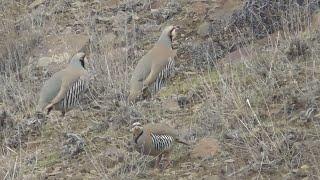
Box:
[70, 52, 86, 68]
[163, 25, 180, 42]
[130, 122, 144, 138]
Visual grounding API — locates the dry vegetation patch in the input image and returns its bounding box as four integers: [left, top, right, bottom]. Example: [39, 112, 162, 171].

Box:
[2, 0, 320, 179]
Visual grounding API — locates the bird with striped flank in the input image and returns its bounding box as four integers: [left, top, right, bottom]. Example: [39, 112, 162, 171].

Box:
[36, 52, 89, 117]
[131, 122, 189, 169]
[128, 25, 180, 103]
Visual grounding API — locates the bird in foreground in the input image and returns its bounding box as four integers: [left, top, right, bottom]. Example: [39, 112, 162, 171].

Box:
[131, 122, 189, 169]
[36, 52, 89, 117]
[128, 25, 180, 103]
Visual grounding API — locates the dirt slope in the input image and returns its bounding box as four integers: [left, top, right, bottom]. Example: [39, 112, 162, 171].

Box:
[1, 0, 320, 179]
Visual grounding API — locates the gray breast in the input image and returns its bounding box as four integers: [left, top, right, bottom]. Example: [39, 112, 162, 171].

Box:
[151, 133, 174, 152]
[58, 79, 86, 112]
[151, 58, 175, 93]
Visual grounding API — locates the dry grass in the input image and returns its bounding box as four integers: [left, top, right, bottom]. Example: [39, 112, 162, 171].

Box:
[1, 0, 320, 179]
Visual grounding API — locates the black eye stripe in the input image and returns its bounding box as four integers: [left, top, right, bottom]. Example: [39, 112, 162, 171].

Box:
[169, 28, 174, 34]
[169, 27, 176, 42]
[80, 58, 85, 68]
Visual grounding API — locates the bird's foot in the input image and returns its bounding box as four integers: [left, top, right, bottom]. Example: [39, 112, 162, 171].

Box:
[161, 157, 172, 169]
[45, 103, 54, 114]
[142, 86, 151, 99]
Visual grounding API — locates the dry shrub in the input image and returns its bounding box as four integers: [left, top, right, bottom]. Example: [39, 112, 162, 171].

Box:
[229, 0, 319, 38]
[189, 31, 320, 176]
[2, 0, 320, 179]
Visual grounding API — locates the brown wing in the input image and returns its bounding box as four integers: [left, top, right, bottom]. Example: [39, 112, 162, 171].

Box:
[143, 44, 177, 86]
[144, 123, 179, 138]
[47, 67, 87, 106]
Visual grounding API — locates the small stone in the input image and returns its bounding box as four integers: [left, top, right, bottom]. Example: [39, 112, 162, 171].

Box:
[224, 159, 235, 163]
[298, 165, 310, 177]
[29, 0, 45, 9]
[204, 175, 220, 180]
[191, 137, 220, 159]
[224, 130, 243, 141]
[177, 96, 190, 108]
[90, 170, 97, 174]
[162, 98, 181, 112]
[62, 133, 85, 157]
[37, 57, 58, 67]
[91, 136, 112, 144]
[103, 33, 117, 43]
[95, 16, 112, 24]
[97, 147, 125, 168]
[197, 22, 212, 37]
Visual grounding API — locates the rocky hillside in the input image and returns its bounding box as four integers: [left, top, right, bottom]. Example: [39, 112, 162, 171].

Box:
[2, 0, 320, 179]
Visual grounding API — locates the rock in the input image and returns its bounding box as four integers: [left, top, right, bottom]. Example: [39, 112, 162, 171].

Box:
[35, 52, 72, 74]
[107, 106, 142, 130]
[191, 137, 220, 159]
[24, 116, 47, 136]
[203, 175, 221, 180]
[31, 33, 88, 69]
[62, 133, 85, 157]
[95, 16, 113, 25]
[113, 11, 132, 27]
[224, 159, 235, 163]
[5, 115, 47, 148]
[90, 170, 97, 174]
[311, 11, 320, 29]
[299, 107, 316, 123]
[28, 0, 45, 9]
[115, 0, 144, 12]
[180, 38, 225, 70]
[37, 57, 59, 68]
[23, 174, 39, 180]
[162, 98, 181, 112]
[151, 1, 181, 23]
[91, 136, 112, 144]
[139, 23, 160, 34]
[286, 38, 310, 60]
[223, 130, 243, 142]
[97, 147, 125, 168]
[150, 0, 167, 9]
[46, 166, 63, 177]
[177, 96, 190, 108]
[191, 1, 209, 17]
[103, 33, 117, 43]
[292, 164, 310, 177]
[88, 120, 110, 133]
[0, 109, 14, 131]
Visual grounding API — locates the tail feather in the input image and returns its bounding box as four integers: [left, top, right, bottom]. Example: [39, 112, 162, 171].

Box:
[176, 139, 190, 146]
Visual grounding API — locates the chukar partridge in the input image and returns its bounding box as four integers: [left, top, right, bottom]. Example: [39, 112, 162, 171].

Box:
[36, 52, 89, 116]
[128, 25, 180, 102]
[131, 122, 189, 169]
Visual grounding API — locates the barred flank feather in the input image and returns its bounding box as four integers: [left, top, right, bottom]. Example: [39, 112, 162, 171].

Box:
[152, 58, 175, 93]
[59, 80, 86, 111]
[151, 133, 174, 152]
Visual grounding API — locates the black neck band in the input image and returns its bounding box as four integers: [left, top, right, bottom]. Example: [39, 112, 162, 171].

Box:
[134, 130, 143, 144]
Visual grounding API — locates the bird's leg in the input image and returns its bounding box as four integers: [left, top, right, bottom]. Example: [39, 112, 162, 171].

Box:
[46, 106, 53, 115]
[162, 152, 172, 169]
[154, 154, 162, 169]
[142, 86, 151, 99]
[142, 85, 148, 93]
[60, 111, 65, 117]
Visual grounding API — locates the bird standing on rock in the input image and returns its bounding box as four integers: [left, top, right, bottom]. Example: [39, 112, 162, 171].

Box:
[36, 52, 89, 117]
[128, 25, 180, 103]
[131, 122, 189, 169]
